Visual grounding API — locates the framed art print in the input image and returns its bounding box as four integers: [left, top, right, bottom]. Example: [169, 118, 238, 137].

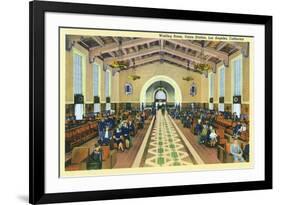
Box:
[29, 1, 272, 204]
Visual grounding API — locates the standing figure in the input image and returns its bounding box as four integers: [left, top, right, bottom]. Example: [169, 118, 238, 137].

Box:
[233, 122, 242, 139]
[128, 120, 135, 137]
[113, 127, 124, 152]
[209, 128, 218, 147]
[98, 118, 106, 143]
[121, 121, 131, 150]
[161, 106, 165, 115]
[101, 126, 112, 145]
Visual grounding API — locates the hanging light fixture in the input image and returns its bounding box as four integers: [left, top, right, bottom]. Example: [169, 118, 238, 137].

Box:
[194, 41, 212, 72]
[183, 60, 194, 82]
[128, 55, 141, 81]
[110, 38, 130, 70]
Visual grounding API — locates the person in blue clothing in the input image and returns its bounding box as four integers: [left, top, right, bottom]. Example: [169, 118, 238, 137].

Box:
[138, 113, 144, 129]
[113, 126, 124, 152]
[233, 121, 242, 139]
[109, 116, 115, 129]
[98, 118, 106, 142]
[100, 126, 112, 145]
[194, 119, 203, 136]
[183, 115, 192, 128]
[104, 116, 110, 127]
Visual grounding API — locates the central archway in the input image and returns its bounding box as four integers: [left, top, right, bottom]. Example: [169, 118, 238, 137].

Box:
[154, 89, 167, 101]
[140, 75, 182, 109]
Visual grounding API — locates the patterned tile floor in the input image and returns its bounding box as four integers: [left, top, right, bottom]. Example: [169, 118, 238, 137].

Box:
[143, 111, 194, 167]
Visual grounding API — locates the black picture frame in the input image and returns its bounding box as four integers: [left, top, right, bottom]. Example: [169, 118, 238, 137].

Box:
[29, 0, 272, 204]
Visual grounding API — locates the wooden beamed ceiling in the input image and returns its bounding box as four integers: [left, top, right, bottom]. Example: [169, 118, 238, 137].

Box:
[71, 35, 248, 74]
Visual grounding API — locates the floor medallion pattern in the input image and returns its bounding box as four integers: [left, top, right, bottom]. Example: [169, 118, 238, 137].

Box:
[143, 111, 193, 167]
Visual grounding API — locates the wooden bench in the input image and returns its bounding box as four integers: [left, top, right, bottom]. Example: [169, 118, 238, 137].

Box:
[65, 121, 98, 152]
[65, 147, 89, 171]
[217, 144, 234, 163]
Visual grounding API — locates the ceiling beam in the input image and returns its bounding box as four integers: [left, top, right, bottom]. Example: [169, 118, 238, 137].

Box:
[104, 46, 160, 63]
[123, 54, 190, 69]
[204, 41, 211, 47]
[206, 55, 213, 61]
[103, 45, 216, 70]
[147, 42, 150, 48]
[122, 48, 127, 55]
[164, 47, 216, 69]
[79, 39, 90, 49]
[230, 42, 249, 57]
[216, 42, 228, 51]
[92, 36, 116, 57]
[163, 55, 195, 69]
[166, 39, 229, 66]
[160, 39, 164, 50]
[112, 37, 119, 44]
[90, 38, 157, 56]
[129, 55, 160, 67]
[92, 36, 104, 46]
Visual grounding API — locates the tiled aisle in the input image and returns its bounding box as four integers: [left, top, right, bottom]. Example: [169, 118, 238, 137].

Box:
[143, 111, 194, 167]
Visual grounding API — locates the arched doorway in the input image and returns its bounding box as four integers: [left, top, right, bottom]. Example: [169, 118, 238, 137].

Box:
[140, 75, 182, 110]
[154, 89, 167, 109]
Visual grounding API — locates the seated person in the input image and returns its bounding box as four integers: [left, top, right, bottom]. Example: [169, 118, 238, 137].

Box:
[194, 119, 202, 135]
[135, 114, 142, 129]
[113, 127, 124, 152]
[230, 139, 245, 162]
[181, 113, 186, 124]
[233, 122, 242, 138]
[232, 112, 240, 121]
[121, 121, 131, 149]
[209, 127, 218, 147]
[87, 144, 102, 169]
[104, 116, 110, 127]
[240, 123, 247, 132]
[199, 124, 208, 144]
[152, 107, 156, 116]
[183, 116, 192, 128]
[140, 114, 145, 129]
[209, 114, 216, 125]
[107, 116, 115, 129]
[128, 120, 135, 137]
[100, 126, 112, 145]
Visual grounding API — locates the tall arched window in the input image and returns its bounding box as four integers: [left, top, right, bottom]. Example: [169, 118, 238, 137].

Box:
[73, 50, 84, 120]
[73, 54, 82, 95]
[233, 58, 242, 96]
[209, 72, 214, 110]
[209, 73, 214, 98]
[93, 63, 100, 113]
[232, 55, 242, 116]
[219, 66, 225, 112]
[105, 69, 111, 111]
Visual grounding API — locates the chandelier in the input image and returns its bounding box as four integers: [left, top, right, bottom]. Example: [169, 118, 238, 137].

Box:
[110, 38, 130, 70]
[128, 59, 141, 81]
[194, 41, 211, 72]
[183, 60, 194, 82]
